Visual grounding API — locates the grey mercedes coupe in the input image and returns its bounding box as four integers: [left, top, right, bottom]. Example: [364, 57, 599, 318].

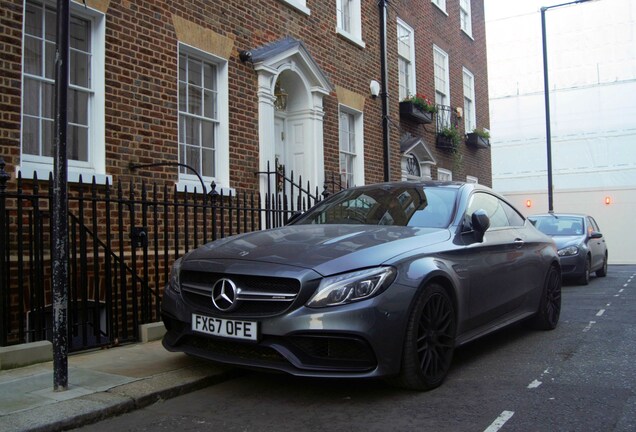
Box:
[161, 181, 561, 390]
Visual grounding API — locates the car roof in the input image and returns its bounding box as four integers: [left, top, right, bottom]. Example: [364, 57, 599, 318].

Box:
[529, 213, 589, 218]
[352, 180, 462, 188]
[347, 180, 491, 192]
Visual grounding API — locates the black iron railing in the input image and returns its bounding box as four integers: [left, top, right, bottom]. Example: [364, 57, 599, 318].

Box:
[435, 105, 460, 150]
[0, 158, 345, 350]
[256, 161, 345, 228]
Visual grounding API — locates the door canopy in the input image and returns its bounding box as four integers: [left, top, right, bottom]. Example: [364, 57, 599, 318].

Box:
[241, 37, 333, 194]
[244, 36, 333, 97]
[400, 134, 437, 181]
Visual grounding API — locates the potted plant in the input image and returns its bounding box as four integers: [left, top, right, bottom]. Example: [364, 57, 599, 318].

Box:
[437, 124, 461, 150]
[399, 94, 437, 124]
[466, 127, 490, 148]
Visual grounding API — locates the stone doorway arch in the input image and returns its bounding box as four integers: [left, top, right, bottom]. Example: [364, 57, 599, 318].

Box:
[243, 37, 333, 196]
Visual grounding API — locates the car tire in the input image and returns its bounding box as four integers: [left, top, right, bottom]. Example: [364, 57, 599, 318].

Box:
[530, 265, 562, 330]
[577, 256, 591, 285]
[389, 283, 456, 391]
[596, 254, 608, 277]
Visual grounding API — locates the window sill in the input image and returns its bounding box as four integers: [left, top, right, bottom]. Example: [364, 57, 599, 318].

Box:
[336, 28, 366, 49]
[16, 164, 112, 185]
[176, 179, 235, 196]
[461, 28, 474, 41]
[432, 3, 449, 16]
[276, 0, 310, 16]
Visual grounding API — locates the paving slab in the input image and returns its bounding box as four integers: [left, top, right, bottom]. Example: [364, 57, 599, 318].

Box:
[0, 340, 235, 432]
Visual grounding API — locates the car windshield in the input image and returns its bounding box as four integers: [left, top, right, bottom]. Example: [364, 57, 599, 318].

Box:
[529, 215, 585, 236]
[294, 185, 458, 228]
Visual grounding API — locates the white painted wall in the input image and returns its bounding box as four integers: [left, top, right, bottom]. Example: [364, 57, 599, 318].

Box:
[486, 0, 636, 264]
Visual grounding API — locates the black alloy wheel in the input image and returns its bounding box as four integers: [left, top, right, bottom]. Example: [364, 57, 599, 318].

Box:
[391, 284, 457, 391]
[531, 264, 562, 330]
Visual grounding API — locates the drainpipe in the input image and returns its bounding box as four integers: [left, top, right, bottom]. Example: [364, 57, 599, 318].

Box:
[378, 0, 390, 182]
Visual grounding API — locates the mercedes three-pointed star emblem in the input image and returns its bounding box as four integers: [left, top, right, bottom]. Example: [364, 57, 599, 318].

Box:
[211, 278, 239, 312]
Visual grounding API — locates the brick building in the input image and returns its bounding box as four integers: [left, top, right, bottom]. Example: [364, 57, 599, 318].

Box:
[1, 0, 490, 194]
[0, 0, 491, 349]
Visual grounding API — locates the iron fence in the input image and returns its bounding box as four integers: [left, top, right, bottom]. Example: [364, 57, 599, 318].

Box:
[0, 159, 338, 351]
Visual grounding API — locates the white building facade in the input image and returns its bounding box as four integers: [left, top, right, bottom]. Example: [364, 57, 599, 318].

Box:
[486, 0, 636, 264]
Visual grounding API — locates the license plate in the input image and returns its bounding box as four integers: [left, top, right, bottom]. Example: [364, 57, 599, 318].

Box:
[192, 313, 258, 341]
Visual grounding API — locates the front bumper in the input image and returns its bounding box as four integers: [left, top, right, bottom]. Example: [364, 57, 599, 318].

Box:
[161, 282, 414, 378]
[558, 254, 585, 278]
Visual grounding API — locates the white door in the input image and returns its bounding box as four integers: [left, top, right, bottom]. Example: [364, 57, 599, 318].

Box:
[275, 116, 307, 181]
[287, 119, 306, 181]
[274, 116, 286, 174]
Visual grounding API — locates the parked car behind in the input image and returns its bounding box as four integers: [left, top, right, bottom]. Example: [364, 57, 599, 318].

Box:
[162, 181, 561, 391]
[528, 213, 608, 285]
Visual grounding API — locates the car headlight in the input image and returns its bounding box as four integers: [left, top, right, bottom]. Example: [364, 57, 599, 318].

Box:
[168, 257, 183, 293]
[558, 245, 579, 257]
[307, 267, 397, 308]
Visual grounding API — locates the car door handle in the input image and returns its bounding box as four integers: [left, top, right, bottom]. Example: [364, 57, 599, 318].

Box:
[513, 238, 525, 247]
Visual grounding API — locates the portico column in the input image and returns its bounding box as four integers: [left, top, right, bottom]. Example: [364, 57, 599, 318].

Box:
[256, 70, 277, 196]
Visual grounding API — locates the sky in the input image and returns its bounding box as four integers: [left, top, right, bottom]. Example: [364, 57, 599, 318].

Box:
[485, 0, 636, 195]
[484, 0, 636, 98]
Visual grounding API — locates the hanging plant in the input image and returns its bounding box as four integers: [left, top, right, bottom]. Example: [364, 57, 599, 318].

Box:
[437, 125, 461, 149]
[401, 94, 437, 113]
[466, 127, 490, 149]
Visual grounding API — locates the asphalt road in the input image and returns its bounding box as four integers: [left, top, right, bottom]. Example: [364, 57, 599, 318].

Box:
[78, 265, 636, 432]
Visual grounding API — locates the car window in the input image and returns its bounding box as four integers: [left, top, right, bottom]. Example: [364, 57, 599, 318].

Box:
[588, 216, 601, 233]
[502, 201, 525, 227]
[529, 216, 584, 236]
[465, 192, 516, 229]
[295, 186, 458, 228]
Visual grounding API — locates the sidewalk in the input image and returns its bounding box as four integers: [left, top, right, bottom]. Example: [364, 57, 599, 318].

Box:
[0, 340, 236, 432]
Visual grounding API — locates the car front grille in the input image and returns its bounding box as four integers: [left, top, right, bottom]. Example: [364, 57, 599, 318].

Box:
[183, 335, 288, 364]
[180, 271, 302, 317]
[179, 334, 377, 373]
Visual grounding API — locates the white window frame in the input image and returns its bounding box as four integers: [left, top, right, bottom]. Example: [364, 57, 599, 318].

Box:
[277, 0, 310, 16]
[438, 168, 452, 181]
[336, 0, 365, 48]
[466, 175, 478, 184]
[463, 67, 476, 133]
[460, 0, 473, 37]
[397, 18, 416, 101]
[176, 43, 229, 194]
[338, 105, 364, 188]
[433, 45, 450, 107]
[432, 0, 447, 14]
[19, 0, 107, 184]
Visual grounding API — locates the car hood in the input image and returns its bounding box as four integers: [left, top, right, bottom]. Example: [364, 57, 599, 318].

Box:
[183, 224, 451, 276]
[550, 235, 584, 249]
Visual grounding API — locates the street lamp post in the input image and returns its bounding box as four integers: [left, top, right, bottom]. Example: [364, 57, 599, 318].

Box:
[541, 0, 592, 212]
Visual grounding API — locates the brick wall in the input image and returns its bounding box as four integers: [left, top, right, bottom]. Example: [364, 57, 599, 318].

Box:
[0, 1, 23, 166]
[0, 0, 490, 189]
[395, 0, 491, 185]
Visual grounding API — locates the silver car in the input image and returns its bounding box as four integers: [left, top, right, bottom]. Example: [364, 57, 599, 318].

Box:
[529, 213, 608, 285]
[162, 182, 561, 390]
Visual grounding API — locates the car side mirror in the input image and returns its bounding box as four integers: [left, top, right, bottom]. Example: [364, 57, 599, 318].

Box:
[471, 209, 490, 243]
[589, 231, 603, 239]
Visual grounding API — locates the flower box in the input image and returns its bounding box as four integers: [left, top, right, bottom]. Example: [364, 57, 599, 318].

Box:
[436, 134, 456, 150]
[436, 125, 461, 150]
[465, 132, 490, 149]
[399, 101, 434, 124]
